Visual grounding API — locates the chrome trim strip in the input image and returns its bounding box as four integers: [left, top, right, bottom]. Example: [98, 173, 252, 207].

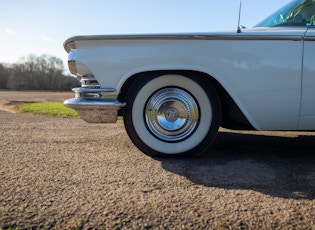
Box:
[73, 87, 117, 100]
[72, 87, 116, 93]
[304, 37, 315, 41]
[64, 98, 124, 109]
[64, 33, 303, 43]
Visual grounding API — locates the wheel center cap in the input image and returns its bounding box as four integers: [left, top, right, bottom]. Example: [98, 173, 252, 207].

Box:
[165, 107, 179, 122]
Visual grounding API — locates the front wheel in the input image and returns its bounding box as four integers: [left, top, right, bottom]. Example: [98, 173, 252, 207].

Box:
[123, 74, 221, 157]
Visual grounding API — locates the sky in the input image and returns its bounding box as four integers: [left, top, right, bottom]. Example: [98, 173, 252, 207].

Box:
[0, 0, 292, 72]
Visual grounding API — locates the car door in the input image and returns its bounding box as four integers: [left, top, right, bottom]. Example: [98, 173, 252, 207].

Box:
[299, 27, 315, 129]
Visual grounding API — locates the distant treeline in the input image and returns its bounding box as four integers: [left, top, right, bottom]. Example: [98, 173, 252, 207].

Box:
[0, 54, 80, 91]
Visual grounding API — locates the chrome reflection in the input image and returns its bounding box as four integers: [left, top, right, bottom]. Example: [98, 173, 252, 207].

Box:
[145, 88, 199, 142]
[68, 49, 77, 75]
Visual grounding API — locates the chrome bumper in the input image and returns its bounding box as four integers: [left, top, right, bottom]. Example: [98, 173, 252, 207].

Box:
[64, 87, 125, 123]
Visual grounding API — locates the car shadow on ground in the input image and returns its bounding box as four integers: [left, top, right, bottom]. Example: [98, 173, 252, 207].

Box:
[159, 131, 315, 200]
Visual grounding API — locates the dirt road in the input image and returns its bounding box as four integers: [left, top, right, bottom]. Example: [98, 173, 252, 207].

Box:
[0, 92, 314, 229]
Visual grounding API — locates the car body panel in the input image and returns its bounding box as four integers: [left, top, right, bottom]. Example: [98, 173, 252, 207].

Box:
[300, 27, 315, 129]
[64, 0, 315, 132]
[68, 28, 306, 130]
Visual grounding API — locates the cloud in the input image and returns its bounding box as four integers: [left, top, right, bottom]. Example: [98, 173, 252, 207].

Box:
[40, 35, 55, 42]
[5, 28, 16, 34]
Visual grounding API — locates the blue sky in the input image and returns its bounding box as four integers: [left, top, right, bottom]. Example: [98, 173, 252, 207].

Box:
[0, 0, 291, 70]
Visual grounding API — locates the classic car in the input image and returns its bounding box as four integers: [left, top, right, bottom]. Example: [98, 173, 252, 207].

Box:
[64, 0, 315, 157]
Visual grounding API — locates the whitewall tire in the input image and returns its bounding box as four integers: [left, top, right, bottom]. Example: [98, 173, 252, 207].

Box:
[124, 73, 221, 157]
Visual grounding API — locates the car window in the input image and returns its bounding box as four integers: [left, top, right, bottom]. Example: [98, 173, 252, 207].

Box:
[255, 0, 315, 27]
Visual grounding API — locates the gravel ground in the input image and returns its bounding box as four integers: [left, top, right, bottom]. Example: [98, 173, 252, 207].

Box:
[0, 91, 315, 229]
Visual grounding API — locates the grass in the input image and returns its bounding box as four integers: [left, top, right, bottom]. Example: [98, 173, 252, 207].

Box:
[18, 102, 79, 118]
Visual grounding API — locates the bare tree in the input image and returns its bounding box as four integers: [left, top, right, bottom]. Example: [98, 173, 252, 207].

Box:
[0, 64, 10, 89]
[4, 54, 79, 91]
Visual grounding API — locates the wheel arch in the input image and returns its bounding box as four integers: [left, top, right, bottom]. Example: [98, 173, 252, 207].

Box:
[118, 70, 254, 130]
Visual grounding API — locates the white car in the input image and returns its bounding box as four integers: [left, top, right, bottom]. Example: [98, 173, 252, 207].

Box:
[64, 0, 315, 157]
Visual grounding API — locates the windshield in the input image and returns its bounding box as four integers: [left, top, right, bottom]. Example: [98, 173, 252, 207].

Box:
[255, 0, 315, 27]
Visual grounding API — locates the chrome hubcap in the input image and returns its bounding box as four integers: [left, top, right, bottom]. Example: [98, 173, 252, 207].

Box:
[145, 88, 199, 142]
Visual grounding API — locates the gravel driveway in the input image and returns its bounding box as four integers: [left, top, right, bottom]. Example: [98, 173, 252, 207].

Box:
[0, 92, 315, 229]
